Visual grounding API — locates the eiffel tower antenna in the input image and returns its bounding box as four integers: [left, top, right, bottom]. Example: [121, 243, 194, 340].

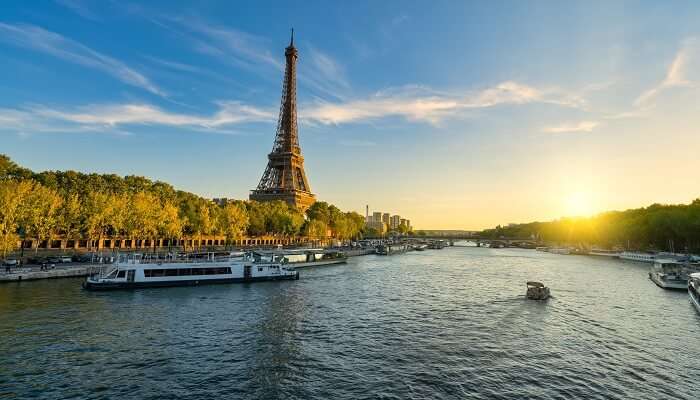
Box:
[250, 31, 316, 211]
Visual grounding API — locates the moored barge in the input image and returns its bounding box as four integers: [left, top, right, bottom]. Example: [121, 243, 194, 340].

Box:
[83, 252, 298, 290]
[253, 249, 347, 268]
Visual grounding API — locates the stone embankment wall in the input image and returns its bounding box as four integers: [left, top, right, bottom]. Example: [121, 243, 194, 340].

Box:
[344, 248, 377, 257]
[0, 266, 101, 282]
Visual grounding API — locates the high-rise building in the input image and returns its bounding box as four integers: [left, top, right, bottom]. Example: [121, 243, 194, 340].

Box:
[250, 31, 315, 212]
[372, 212, 382, 223]
[382, 213, 390, 226]
[390, 215, 401, 230]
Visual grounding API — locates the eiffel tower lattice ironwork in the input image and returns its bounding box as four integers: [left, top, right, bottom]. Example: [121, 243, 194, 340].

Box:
[250, 30, 316, 211]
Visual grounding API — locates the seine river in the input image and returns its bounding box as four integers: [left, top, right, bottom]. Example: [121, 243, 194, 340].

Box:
[1, 245, 699, 399]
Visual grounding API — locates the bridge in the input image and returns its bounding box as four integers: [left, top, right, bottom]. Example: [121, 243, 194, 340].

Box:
[416, 236, 540, 248]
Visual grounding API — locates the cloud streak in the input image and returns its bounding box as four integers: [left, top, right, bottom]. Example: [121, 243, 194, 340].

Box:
[0, 101, 275, 136]
[0, 77, 591, 137]
[543, 121, 598, 133]
[302, 45, 351, 99]
[0, 22, 164, 96]
[301, 81, 582, 125]
[169, 18, 283, 73]
[158, 17, 351, 99]
[635, 38, 697, 106]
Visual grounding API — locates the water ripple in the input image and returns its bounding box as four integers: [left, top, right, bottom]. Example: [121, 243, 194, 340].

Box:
[1, 248, 699, 399]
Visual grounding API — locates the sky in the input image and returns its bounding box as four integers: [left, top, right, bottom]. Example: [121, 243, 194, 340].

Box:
[1, 1, 700, 229]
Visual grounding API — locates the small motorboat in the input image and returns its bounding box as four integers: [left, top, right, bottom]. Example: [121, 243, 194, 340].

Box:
[689, 272, 700, 314]
[526, 281, 550, 300]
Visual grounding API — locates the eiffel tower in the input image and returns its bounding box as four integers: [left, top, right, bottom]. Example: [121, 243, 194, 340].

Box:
[250, 30, 316, 212]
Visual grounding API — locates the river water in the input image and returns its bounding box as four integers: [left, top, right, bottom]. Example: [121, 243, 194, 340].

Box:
[1, 245, 699, 399]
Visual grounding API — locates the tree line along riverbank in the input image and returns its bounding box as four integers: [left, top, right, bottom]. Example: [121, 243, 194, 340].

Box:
[479, 199, 700, 253]
[0, 155, 368, 260]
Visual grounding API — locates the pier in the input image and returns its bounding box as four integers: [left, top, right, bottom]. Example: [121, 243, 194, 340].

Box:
[0, 265, 101, 282]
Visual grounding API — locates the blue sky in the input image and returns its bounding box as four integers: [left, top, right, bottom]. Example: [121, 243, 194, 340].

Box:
[2, 1, 700, 229]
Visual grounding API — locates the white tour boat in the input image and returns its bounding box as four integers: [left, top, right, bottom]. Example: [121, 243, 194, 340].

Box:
[83, 252, 298, 290]
[548, 247, 571, 255]
[688, 273, 700, 314]
[588, 248, 621, 258]
[619, 251, 656, 263]
[253, 249, 347, 268]
[648, 259, 692, 290]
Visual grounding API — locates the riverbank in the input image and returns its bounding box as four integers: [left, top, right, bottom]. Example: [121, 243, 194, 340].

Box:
[0, 265, 101, 282]
[0, 247, 379, 284]
[341, 248, 377, 257]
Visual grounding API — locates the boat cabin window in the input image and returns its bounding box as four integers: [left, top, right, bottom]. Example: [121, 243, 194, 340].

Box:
[144, 267, 231, 277]
[258, 267, 264, 272]
[116, 270, 126, 278]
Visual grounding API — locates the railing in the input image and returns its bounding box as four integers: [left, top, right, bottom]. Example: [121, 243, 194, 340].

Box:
[116, 252, 245, 265]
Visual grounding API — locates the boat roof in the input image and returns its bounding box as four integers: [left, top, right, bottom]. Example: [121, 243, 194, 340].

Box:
[526, 281, 545, 288]
[690, 272, 700, 278]
[655, 258, 683, 264]
[253, 249, 338, 255]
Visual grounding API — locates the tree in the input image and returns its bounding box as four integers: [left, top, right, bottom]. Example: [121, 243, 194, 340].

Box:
[0, 180, 33, 258]
[266, 201, 304, 235]
[306, 201, 331, 225]
[58, 193, 83, 241]
[158, 201, 183, 249]
[345, 212, 366, 239]
[305, 219, 328, 238]
[83, 192, 112, 251]
[363, 227, 380, 238]
[217, 201, 249, 245]
[246, 201, 267, 236]
[0, 154, 32, 181]
[21, 184, 63, 253]
[196, 203, 214, 248]
[128, 192, 160, 251]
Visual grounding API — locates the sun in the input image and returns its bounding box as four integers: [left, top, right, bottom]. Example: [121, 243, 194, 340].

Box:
[563, 191, 596, 217]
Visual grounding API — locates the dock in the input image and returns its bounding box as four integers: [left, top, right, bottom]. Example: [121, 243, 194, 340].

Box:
[0, 266, 101, 283]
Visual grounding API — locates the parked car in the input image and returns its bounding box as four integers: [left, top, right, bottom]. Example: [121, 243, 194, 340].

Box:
[75, 254, 93, 263]
[59, 256, 72, 263]
[2, 259, 19, 266]
[27, 257, 46, 265]
[47, 257, 62, 264]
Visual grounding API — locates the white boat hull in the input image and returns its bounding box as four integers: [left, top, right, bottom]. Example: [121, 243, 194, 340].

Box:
[290, 258, 347, 269]
[690, 286, 700, 314]
[83, 257, 298, 290]
[649, 272, 688, 290]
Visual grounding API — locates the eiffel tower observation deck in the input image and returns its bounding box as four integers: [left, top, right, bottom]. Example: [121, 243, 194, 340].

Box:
[250, 30, 316, 212]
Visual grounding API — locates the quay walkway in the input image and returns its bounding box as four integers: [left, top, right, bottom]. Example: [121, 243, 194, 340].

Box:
[0, 246, 381, 283]
[0, 265, 101, 283]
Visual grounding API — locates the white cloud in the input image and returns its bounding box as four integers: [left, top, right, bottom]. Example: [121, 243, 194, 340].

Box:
[635, 38, 697, 106]
[33, 102, 274, 128]
[143, 55, 243, 88]
[0, 101, 275, 136]
[161, 18, 351, 99]
[302, 45, 350, 98]
[302, 81, 582, 125]
[0, 23, 164, 96]
[543, 121, 598, 133]
[171, 18, 282, 72]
